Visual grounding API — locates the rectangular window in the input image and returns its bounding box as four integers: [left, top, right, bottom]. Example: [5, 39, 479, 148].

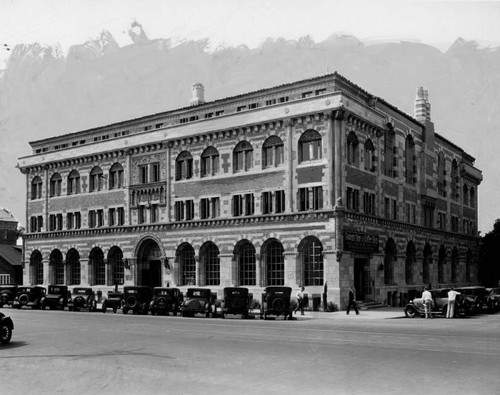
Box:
[315, 88, 326, 95]
[0, 274, 11, 285]
[302, 91, 313, 98]
[88, 210, 96, 228]
[266, 99, 277, 106]
[138, 206, 146, 224]
[237, 105, 247, 112]
[347, 188, 360, 212]
[262, 192, 272, 214]
[139, 165, 148, 184]
[363, 192, 376, 215]
[57, 214, 63, 230]
[174, 201, 184, 221]
[67, 213, 74, 229]
[151, 163, 160, 182]
[97, 209, 104, 227]
[117, 208, 125, 226]
[151, 204, 159, 223]
[244, 194, 254, 216]
[275, 190, 285, 214]
[232, 195, 243, 217]
[108, 208, 115, 226]
[298, 188, 309, 211]
[200, 198, 210, 219]
[438, 212, 446, 231]
[451, 216, 459, 232]
[312, 186, 323, 210]
[37, 216, 43, 232]
[185, 200, 194, 220]
[75, 212, 81, 229]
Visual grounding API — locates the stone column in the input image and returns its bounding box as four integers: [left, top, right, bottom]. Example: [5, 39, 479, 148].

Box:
[165, 255, 177, 286]
[195, 255, 201, 286]
[284, 252, 299, 288]
[255, 254, 262, 287]
[325, 111, 335, 208]
[333, 110, 345, 204]
[124, 258, 135, 286]
[166, 143, 172, 222]
[285, 119, 294, 213]
[323, 250, 341, 309]
[80, 258, 89, 286]
[219, 254, 234, 287]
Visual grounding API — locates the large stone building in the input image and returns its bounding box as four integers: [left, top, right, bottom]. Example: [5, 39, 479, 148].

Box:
[0, 208, 22, 285]
[17, 72, 482, 309]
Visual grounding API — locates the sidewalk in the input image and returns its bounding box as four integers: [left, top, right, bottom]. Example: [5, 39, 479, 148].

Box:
[294, 307, 406, 320]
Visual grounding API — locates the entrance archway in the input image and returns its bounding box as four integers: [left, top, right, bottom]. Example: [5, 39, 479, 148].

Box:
[136, 239, 163, 287]
[354, 257, 371, 300]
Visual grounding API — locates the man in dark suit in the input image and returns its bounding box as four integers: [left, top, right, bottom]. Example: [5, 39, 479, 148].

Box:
[346, 286, 359, 315]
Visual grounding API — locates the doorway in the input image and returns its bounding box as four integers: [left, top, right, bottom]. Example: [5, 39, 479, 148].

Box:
[354, 258, 371, 300]
[137, 239, 162, 288]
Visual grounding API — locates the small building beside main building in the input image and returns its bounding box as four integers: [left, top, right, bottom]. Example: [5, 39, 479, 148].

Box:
[16, 72, 482, 309]
[0, 208, 23, 285]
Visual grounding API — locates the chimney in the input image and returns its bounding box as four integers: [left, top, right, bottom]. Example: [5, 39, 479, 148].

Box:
[414, 87, 431, 122]
[190, 83, 205, 106]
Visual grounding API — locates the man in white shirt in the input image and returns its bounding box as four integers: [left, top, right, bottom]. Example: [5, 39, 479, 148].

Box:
[294, 287, 305, 315]
[447, 288, 461, 318]
[422, 288, 433, 319]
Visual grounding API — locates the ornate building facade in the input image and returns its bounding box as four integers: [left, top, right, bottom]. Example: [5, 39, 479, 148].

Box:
[17, 72, 482, 309]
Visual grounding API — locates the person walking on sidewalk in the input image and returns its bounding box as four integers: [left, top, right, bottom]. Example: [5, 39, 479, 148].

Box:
[446, 288, 461, 318]
[422, 287, 433, 319]
[294, 286, 305, 315]
[346, 286, 359, 315]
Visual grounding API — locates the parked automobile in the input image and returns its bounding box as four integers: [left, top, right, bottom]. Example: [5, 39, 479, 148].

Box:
[150, 287, 183, 316]
[122, 286, 153, 315]
[96, 289, 124, 313]
[260, 286, 293, 320]
[220, 287, 251, 319]
[0, 312, 14, 344]
[180, 288, 217, 318]
[455, 286, 489, 314]
[486, 287, 500, 311]
[41, 285, 70, 310]
[404, 288, 468, 318]
[67, 287, 96, 312]
[0, 285, 18, 308]
[12, 286, 46, 309]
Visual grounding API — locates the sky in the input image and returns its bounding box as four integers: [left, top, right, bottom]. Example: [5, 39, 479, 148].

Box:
[1, 0, 499, 233]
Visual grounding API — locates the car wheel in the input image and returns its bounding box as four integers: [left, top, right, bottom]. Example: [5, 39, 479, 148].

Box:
[0, 324, 12, 345]
[404, 306, 417, 318]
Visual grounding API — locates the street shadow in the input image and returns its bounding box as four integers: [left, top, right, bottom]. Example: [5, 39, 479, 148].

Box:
[0, 340, 29, 350]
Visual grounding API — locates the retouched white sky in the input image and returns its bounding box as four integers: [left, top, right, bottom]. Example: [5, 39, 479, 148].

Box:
[1, 0, 500, 65]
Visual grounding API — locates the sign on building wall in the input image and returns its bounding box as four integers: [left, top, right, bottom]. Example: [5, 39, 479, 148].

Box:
[343, 230, 379, 253]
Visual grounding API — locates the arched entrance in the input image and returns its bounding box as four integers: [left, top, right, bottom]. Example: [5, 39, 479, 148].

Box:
[136, 239, 163, 287]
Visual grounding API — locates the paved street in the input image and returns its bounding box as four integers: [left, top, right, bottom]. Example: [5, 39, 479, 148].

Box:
[1, 308, 500, 395]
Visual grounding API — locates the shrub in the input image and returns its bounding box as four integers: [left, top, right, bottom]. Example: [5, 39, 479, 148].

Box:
[249, 298, 261, 310]
[326, 301, 338, 312]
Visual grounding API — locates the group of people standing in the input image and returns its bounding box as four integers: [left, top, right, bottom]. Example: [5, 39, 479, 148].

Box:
[422, 287, 461, 319]
[293, 286, 360, 316]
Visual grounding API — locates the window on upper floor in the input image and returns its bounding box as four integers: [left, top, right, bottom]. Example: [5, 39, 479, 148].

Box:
[451, 160, 459, 200]
[175, 151, 193, 181]
[364, 139, 375, 172]
[89, 166, 104, 192]
[109, 163, 124, 189]
[363, 192, 376, 215]
[346, 187, 360, 212]
[49, 173, 62, 197]
[233, 141, 253, 173]
[262, 136, 284, 168]
[470, 187, 475, 208]
[405, 135, 417, 185]
[261, 190, 285, 215]
[200, 197, 220, 219]
[298, 130, 322, 163]
[438, 212, 447, 231]
[463, 184, 469, 206]
[31, 176, 43, 200]
[151, 163, 160, 182]
[298, 186, 323, 211]
[383, 128, 395, 177]
[67, 170, 81, 195]
[346, 132, 359, 166]
[139, 164, 148, 184]
[174, 200, 194, 221]
[201, 146, 220, 177]
[384, 197, 397, 220]
[437, 152, 446, 197]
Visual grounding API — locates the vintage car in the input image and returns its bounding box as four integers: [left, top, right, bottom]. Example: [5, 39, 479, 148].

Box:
[220, 287, 251, 319]
[67, 287, 96, 312]
[122, 286, 153, 315]
[12, 286, 46, 309]
[260, 286, 293, 320]
[96, 289, 124, 313]
[180, 288, 217, 318]
[150, 287, 183, 316]
[0, 312, 14, 345]
[455, 286, 489, 314]
[486, 287, 500, 311]
[40, 285, 70, 310]
[0, 285, 18, 308]
[404, 288, 468, 318]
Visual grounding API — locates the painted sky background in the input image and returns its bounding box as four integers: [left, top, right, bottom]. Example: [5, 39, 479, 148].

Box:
[1, 0, 499, 233]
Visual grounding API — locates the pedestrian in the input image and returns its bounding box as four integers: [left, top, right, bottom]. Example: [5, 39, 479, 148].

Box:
[346, 286, 359, 315]
[294, 286, 305, 315]
[422, 287, 433, 319]
[446, 288, 461, 318]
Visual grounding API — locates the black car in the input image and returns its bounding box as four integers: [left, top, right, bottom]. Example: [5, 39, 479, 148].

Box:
[41, 285, 70, 310]
[0, 285, 18, 308]
[180, 288, 217, 318]
[455, 286, 489, 314]
[96, 290, 124, 313]
[67, 287, 96, 312]
[260, 286, 293, 320]
[220, 287, 251, 319]
[150, 287, 183, 316]
[0, 312, 14, 344]
[12, 286, 46, 309]
[486, 287, 500, 311]
[122, 286, 153, 315]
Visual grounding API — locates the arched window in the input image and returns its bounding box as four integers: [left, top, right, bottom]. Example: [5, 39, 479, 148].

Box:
[175, 151, 193, 181]
[298, 130, 322, 163]
[67, 170, 81, 195]
[89, 166, 104, 192]
[178, 243, 196, 285]
[300, 237, 323, 286]
[109, 163, 124, 189]
[451, 160, 459, 200]
[233, 141, 253, 172]
[89, 248, 105, 286]
[31, 176, 43, 200]
[384, 239, 396, 285]
[49, 173, 62, 197]
[50, 249, 64, 285]
[346, 132, 359, 166]
[437, 152, 446, 197]
[30, 250, 43, 285]
[470, 187, 475, 208]
[405, 242, 416, 285]
[200, 147, 219, 177]
[423, 243, 432, 286]
[383, 127, 395, 177]
[438, 246, 446, 284]
[108, 247, 124, 286]
[405, 135, 416, 184]
[67, 249, 80, 285]
[235, 241, 256, 286]
[364, 139, 375, 172]
[263, 239, 284, 286]
[200, 242, 220, 286]
[463, 184, 469, 206]
[262, 136, 284, 168]
[451, 248, 459, 283]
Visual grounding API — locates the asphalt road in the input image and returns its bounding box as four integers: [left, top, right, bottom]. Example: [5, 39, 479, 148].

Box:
[1, 308, 499, 395]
